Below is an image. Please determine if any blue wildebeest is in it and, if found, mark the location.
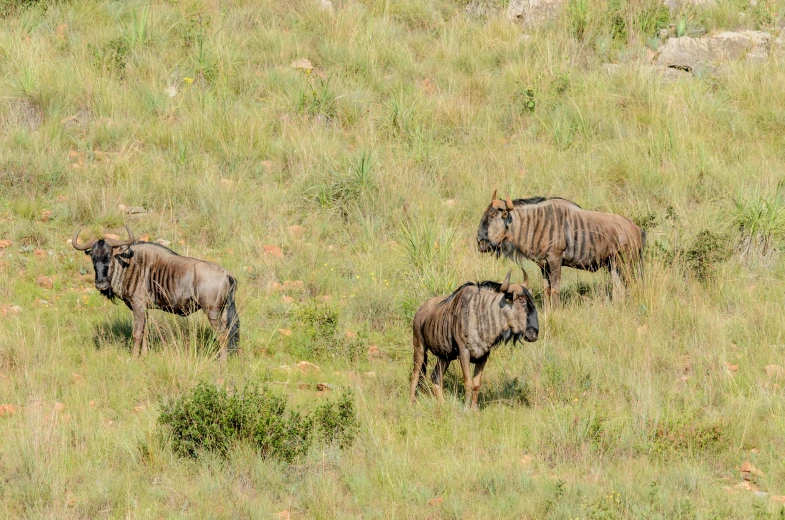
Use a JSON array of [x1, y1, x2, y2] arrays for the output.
[[477, 190, 645, 307], [72, 226, 239, 361], [410, 271, 538, 409]]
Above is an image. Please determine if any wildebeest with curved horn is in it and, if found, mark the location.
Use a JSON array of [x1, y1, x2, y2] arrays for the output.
[[72, 226, 239, 361], [410, 270, 538, 410], [477, 190, 645, 307]]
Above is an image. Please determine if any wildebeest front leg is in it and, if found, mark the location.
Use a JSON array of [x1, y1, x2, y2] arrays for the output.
[[131, 306, 147, 358], [470, 354, 489, 410], [458, 349, 473, 409], [431, 357, 449, 403]]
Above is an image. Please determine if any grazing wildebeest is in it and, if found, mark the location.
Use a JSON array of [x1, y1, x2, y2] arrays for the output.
[[72, 226, 239, 361], [410, 271, 538, 410], [477, 190, 645, 307]]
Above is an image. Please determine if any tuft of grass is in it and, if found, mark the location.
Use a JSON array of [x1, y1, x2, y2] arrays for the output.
[[731, 188, 785, 259], [568, 0, 591, 41]]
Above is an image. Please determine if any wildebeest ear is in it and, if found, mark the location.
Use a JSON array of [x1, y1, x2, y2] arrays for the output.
[[83, 249, 92, 256], [117, 247, 134, 259]]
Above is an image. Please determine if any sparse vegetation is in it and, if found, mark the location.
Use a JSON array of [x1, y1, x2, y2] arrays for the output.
[[2, 0, 785, 517]]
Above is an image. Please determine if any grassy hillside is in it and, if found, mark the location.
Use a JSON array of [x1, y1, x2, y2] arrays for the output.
[[2, 0, 785, 517]]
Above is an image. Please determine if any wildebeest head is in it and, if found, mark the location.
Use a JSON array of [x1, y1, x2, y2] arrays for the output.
[[477, 189, 514, 256], [498, 270, 538, 343], [72, 226, 135, 296]]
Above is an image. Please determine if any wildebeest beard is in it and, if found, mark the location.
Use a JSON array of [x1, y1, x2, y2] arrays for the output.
[[491, 328, 524, 348], [98, 285, 118, 303]]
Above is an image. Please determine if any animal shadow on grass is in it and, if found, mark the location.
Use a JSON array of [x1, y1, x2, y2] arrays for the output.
[[434, 369, 531, 410], [556, 280, 604, 306], [93, 316, 220, 356]]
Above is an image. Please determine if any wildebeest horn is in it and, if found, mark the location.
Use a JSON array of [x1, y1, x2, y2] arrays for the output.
[[521, 266, 529, 288], [492, 189, 497, 201], [505, 195, 514, 211], [500, 271, 511, 293], [71, 228, 97, 251], [105, 225, 135, 247]]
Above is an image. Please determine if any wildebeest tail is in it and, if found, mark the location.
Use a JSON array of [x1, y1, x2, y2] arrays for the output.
[[638, 228, 647, 279], [226, 275, 240, 353]]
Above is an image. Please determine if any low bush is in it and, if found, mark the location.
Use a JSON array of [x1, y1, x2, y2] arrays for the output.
[[314, 390, 359, 449], [158, 383, 359, 461]]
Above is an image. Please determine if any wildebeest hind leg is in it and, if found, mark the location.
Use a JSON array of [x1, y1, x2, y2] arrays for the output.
[[431, 358, 449, 403], [609, 260, 625, 301]]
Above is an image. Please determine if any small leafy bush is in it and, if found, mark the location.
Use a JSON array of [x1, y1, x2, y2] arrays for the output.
[[651, 413, 726, 456], [158, 383, 313, 462], [297, 301, 339, 340], [513, 87, 537, 115], [314, 390, 359, 449], [158, 383, 360, 461], [89, 38, 130, 75], [685, 230, 732, 281]]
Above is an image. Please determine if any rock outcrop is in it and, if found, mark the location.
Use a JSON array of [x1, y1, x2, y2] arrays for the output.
[[656, 31, 776, 73]]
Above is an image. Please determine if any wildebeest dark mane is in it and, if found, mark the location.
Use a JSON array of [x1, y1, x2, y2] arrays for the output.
[[439, 280, 506, 306], [513, 196, 581, 208]]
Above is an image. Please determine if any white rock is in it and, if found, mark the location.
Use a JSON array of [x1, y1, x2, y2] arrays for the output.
[[656, 36, 712, 71], [709, 32, 752, 60], [290, 58, 313, 71], [656, 31, 774, 72]]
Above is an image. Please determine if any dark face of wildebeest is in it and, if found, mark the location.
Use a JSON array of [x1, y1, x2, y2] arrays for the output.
[[501, 275, 538, 343], [72, 226, 134, 297], [477, 189, 514, 256]]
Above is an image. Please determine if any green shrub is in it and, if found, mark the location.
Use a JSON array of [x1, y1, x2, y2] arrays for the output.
[[158, 383, 361, 461], [158, 383, 313, 462], [685, 230, 732, 281], [314, 390, 359, 449], [297, 301, 339, 341], [651, 413, 726, 456], [89, 38, 130, 75]]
